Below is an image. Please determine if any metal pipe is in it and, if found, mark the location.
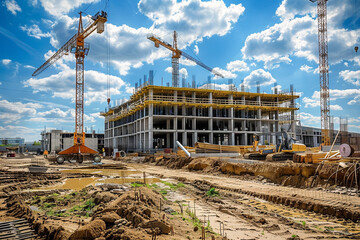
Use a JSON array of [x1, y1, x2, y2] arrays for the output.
[[176, 141, 191, 157]]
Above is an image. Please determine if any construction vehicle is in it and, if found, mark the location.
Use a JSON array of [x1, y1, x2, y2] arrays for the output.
[[148, 31, 224, 86], [243, 135, 275, 160], [265, 129, 306, 161], [32, 11, 107, 164]]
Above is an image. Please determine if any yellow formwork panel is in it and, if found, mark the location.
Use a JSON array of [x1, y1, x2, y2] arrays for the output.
[[108, 100, 298, 122], [131, 85, 299, 102]]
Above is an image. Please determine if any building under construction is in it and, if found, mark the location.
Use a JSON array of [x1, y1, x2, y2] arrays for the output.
[[102, 76, 299, 153]]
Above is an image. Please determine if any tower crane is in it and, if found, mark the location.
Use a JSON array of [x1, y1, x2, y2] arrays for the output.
[[147, 31, 224, 87], [32, 11, 107, 164], [310, 0, 330, 146]]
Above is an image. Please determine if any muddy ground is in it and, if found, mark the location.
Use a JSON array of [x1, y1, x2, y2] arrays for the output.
[[0, 154, 360, 240]]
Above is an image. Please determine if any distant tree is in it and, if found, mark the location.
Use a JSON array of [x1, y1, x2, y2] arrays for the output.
[[33, 141, 41, 146]]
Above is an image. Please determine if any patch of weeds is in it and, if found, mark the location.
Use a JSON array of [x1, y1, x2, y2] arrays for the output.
[[64, 194, 72, 200], [301, 221, 306, 227], [177, 182, 185, 188], [291, 234, 298, 238], [55, 212, 69, 217], [171, 211, 178, 215], [161, 181, 185, 190], [261, 231, 264, 235], [51, 193, 59, 197], [43, 202, 56, 209], [206, 188, 219, 197], [151, 183, 159, 188], [83, 199, 95, 211], [325, 226, 334, 231], [46, 210, 55, 216], [130, 182, 143, 188], [159, 189, 168, 195], [69, 205, 83, 212], [205, 221, 214, 233]]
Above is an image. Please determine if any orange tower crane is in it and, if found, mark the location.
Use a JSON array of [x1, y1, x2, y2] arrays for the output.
[[310, 0, 330, 146], [33, 11, 107, 164], [147, 31, 224, 87]]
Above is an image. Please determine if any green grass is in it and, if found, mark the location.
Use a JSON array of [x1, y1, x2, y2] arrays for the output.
[[159, 189, 168, 195], [206, 188, 219, 197], [130, 182, 143, 188], [161, 181, 185, 190], [43, 202, 56, 209]]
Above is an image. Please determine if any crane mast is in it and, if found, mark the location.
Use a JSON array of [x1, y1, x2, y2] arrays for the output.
[[311, 0, 330, 146], [148, 31, 224, 86]]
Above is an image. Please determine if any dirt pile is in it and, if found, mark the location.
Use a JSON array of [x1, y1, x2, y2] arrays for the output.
[[6, 194, 71, 239], [90, 187, 174, 239], [143, 155, 192, 169], [69, 219, 105, 239]]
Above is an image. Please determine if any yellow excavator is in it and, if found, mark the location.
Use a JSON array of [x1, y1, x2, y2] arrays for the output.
[[265, 129, 306, 161], [243, 135, 275, 160], [244, 130, 306, 161]]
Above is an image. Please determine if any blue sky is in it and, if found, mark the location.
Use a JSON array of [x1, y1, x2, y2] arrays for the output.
[[0, 0, 359, 142]]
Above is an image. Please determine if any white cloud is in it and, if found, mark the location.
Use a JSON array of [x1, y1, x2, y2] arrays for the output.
[[271, 84, 282, 93], [165, 67, 172, 73], [179, 68, 188, 79], [24, 65, 35, 69], [24, 69, 126, 105], [276, 0, 316, 21], [39, 0, 99, 17], [330, 105, 343, 111], [339, 70, 360, 86], [30, 0, 37, 7], [30, 108, 96, 123], [300, 64, 313, 73], [212, 67, 237, 79], [194, 45, 199, 55], [243, 69, 276, 88], [242, 0, 360, 69], [303, 89, 360, 108], [0, 126, 42, 142], [20, 24, 51, 39], [0, 99, 42, 123], [199, 83, 233, 91], [3, 0, 21, 15], [47, 0, 245, 76], [226, 60, 249, 72], [300, 112, 321, 127], [2, 59, 11, 65]]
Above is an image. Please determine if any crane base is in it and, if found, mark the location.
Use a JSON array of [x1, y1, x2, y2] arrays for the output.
[[58, 144, 98, 155]]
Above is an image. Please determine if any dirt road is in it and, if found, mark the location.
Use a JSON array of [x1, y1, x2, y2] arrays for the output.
[[128, 162, 360, 239]]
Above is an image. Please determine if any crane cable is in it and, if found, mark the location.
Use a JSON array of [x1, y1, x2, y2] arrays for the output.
[[104, 0, 111, 107]]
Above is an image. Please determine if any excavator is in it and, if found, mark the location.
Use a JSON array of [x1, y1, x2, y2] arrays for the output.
[[266, 129, 306, 161], [244, 129, 306, 161]]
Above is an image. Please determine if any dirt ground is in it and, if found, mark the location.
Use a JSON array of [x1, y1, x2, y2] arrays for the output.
[[0, 154, 360, 240]]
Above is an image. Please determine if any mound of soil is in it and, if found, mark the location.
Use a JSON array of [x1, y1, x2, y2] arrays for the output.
[[69, 219, 106, 240]]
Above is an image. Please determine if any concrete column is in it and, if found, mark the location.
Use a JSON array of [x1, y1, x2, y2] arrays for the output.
[[192, 132, 198, 145], [174, 90, 178, 115], [173, 118, 178, 151], [148, 89, 154, 151], [209, 92, 213, 144], [229, 94, 234, 145]]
